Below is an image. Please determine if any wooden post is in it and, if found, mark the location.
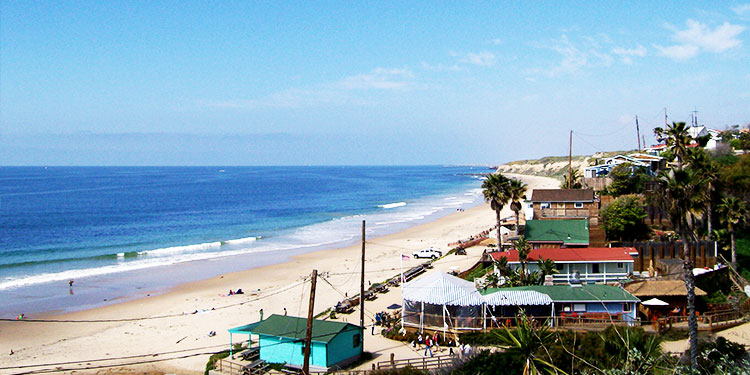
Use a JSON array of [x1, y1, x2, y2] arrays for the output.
[[568, 130, 572, 189], [303, 269, 318, 375], [360, 220, 366, 329], [636, 115, 641, 151]]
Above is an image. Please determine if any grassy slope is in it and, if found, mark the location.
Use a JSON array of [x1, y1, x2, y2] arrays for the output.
[[497, 150, 631, 179]]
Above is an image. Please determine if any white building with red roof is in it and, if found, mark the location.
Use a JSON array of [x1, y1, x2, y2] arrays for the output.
[[489, 247, 637, 284]]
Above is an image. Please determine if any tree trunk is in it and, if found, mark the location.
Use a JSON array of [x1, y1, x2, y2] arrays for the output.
[[515, 209, 520, 236], [706, 185, 712, 237], [731, 229, 736, 268], [681, 236, 699, 368], [496, 209, 503, 250]]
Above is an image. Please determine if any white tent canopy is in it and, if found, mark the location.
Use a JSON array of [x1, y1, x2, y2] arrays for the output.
[[402, 271, 485, 306], [483, 290, 552, 306]]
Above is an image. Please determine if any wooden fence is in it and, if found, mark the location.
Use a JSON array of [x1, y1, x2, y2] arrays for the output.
[[613, 241, 717, 272]]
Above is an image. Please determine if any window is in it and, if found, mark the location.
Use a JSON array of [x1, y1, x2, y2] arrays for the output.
[[556, 263, 564, 271], [623, 303, 632, 313], [574, 202, 584, 208], [573, 304, 586, 312], [617, 262, 624, 269], [540, 202, 551, 209], [557, 202, 565, 208], [353, 333, 361, 348]]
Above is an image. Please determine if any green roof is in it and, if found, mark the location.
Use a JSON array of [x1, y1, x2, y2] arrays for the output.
[[229, 315, 363, 344], [525, 219, 589, 245], [483, 285, 639, 302]]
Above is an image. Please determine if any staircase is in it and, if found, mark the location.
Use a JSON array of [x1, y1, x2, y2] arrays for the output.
[[588, 223, 607, 247]]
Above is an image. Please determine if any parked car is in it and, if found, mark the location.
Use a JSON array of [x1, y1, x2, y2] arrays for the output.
[[413, 247, 442, 259]]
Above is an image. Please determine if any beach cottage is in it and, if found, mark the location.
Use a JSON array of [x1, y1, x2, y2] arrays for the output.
[[529, 189, 597, 220], [228, 315, 363, 370], [524, 219, 589, 248], [490, 247, 637, 284], [624, 280, 707, 321], [512, 284, 640, 325]]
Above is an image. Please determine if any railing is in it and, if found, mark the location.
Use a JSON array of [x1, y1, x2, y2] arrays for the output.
[[539, 208, 592, 218], [654, 309, 746, 332], [551, 272, 629, 284], [376, 353, 475, 372], [215, 358, 244, 375]]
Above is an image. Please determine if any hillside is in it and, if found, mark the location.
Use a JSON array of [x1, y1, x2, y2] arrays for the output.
[[496, 151, 631, 180]]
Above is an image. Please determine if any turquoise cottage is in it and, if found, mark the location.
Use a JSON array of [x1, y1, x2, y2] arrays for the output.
[[229, 315, 364, 370]]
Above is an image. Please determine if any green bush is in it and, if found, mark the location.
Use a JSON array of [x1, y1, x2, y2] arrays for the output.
[[205, 343, 243, 375]]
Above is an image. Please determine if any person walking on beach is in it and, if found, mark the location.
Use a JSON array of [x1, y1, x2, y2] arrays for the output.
[[424, 336, 433, 357], [283, 307, 287, 316], [259, 308, 264, 321]]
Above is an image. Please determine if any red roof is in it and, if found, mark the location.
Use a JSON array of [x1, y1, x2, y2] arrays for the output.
[[490, 247, 636, 263]]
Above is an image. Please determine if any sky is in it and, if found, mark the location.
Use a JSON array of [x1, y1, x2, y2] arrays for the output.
[[1, 1, 749, 165]]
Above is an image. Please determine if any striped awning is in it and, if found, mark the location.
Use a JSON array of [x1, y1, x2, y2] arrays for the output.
[[483, 290, 552, 306], [402, 271, 485, 306]]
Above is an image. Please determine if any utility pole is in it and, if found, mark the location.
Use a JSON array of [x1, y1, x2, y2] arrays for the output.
[[302, 269, 318, 375], [568, 130, 572, 189], [664, 107, 668, 127], [692, 108, 699, 126], [636, 115, 641, 151], [360, 220, 366, 329]]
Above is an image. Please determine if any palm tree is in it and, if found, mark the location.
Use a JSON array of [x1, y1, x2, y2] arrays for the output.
[[494, 255, 509, 275], [653, 168, 702, 367], [654, 122, 692, 168], [689, 149, 719, 237], [561, 169, 583, 189], [538, 257, 559, 283], [508, 178, 529, 236], [717, 196, 748, 267], [514, 236, 531, 283], [483, 173, 511, 248], [494, 313, 564, 375]]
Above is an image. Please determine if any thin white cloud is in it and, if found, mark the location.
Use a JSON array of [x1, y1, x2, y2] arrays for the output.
[[204, 67, 414, 109], [732, 4, 750, 16], [337, 68, 414, 90], [489, 38, 502, 45], [612, 45, 647, 64], [654, 44, 700, 60], [421, 62, 462, 72], [656, 19, 745, 60], [460, 51, 497, 66]]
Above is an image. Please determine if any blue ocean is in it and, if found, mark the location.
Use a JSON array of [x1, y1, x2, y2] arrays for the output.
[[0, 166, 486, 315]]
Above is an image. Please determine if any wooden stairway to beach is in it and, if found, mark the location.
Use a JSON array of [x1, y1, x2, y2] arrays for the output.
[[588, 223, 607, 247]]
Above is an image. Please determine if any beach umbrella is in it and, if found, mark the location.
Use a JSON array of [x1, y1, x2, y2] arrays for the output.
[[642, 297, 669, 306], [387, 303, 401, 309]]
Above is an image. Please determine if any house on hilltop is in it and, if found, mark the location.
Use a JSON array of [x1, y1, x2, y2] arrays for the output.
[[529, 189, 598, 221]]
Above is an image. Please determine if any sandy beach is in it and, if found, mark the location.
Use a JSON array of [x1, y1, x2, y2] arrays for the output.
[[0, 174, 559, 374]]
